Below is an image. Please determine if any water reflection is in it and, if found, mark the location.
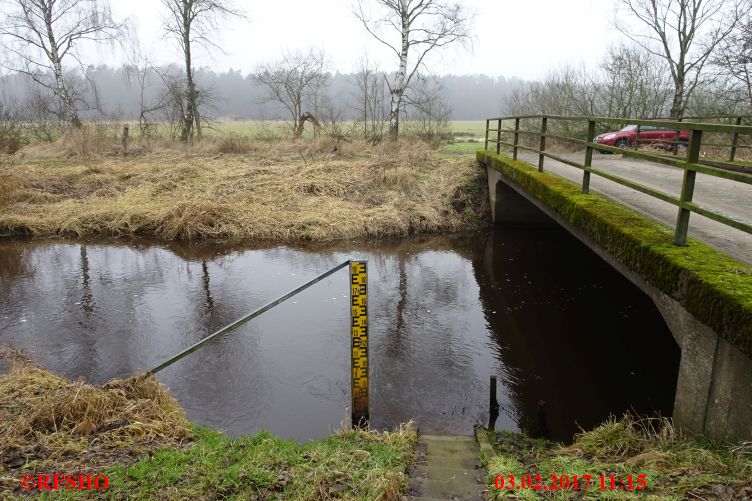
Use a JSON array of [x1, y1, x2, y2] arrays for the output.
[[0, 230, 679, 442]]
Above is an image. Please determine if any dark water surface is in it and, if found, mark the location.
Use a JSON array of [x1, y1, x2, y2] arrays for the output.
[[0, 229, 680, 442]]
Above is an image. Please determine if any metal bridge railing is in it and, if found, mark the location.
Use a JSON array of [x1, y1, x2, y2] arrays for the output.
[[483, 115, 752, 246], [145, 260, 370, 427]]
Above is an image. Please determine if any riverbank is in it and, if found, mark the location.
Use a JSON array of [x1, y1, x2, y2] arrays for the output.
[[479, 417, 752, 500], [0, 139, 489, 241], [0, 352, 416, 499]]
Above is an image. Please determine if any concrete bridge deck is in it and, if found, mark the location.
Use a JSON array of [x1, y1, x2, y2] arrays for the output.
[[512, 150, 752, 264]]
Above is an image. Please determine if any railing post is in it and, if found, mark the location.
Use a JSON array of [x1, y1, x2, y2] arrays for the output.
[[484, 119, 489, 151], [538, 117, 547, 172], [729, 116, 742, 162], [513, 118, 520, 160], [674, 129, 702, 246], [582, 120, 596, 194], [496, 119, 502, 154], [635, 124, 641, 148]]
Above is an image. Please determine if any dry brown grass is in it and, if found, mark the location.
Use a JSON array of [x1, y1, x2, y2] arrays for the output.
[[0, 139, 488, 241], [0, 353, 191, 490]]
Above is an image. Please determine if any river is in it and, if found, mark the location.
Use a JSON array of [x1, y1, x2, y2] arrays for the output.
[[0, 227, 680, 442]]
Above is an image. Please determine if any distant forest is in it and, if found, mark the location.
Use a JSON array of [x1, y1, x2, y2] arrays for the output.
[[0, 66, 524, 122]]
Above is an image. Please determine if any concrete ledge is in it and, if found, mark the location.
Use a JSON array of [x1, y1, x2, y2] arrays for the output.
[[473, 426, 496, 462], [478, 150, 752, 360]]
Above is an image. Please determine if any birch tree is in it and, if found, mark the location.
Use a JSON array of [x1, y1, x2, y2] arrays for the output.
[[354, 0, 472, 139], [0, 0, 125, 127], [160, 0, 243, 142], [615, 0, 744, 118]]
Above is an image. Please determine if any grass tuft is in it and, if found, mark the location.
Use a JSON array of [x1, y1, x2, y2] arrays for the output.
[[482, 416, 752, 500], [0, 357, 191, 494]]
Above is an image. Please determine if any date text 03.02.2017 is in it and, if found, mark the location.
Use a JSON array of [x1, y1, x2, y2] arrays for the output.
[[494, 474, 648, 492]]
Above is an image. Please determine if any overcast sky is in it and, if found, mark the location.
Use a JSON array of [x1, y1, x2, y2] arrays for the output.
[[100, 0, 621, 80]]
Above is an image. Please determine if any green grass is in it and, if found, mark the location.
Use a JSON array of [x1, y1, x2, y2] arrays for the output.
[[45, 425, 416, 500], [482, 417, 752, 500], [443, 139, 486, 154]]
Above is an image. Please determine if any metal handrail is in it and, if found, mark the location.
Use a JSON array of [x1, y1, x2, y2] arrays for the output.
[[483, 115, 752, 246], [485, 115, 752, 135], [146, 260, 352, 375]]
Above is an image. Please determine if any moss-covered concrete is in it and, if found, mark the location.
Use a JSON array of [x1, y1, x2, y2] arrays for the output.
[[477, 150, 752, 359]]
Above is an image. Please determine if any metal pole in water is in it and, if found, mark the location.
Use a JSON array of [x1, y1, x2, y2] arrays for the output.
[[350, 261, 369, 428], [489, 375, 500, 430], [145, 260, 351, 376]]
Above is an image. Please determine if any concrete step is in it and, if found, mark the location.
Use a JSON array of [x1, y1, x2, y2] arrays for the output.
[[406, 434, 486, 501]]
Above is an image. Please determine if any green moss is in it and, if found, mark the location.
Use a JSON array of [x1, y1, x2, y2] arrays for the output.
[[477, 150, 752, 358]]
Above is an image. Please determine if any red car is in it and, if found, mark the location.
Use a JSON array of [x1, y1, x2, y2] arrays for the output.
[[593, 124, 690, 151]]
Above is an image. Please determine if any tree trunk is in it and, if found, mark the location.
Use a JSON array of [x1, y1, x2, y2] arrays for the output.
[[181, 10, 195, 142], [669, 85, 684, 119], [389, 11, 410, 140]]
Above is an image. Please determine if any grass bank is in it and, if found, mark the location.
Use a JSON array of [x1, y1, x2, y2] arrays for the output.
[[481, 417, 752, 500], [0, 351, 416, 499], [0, 138, 488, 241]]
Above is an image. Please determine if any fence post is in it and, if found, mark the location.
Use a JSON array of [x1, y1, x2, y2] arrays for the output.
[[538, 117, 547, 172], [513, 118, 520, 160], [674, 129, 702, 246], [635, 124, 641, 148], [729, 116, 742, 163], [582, 120, 596, 194], [496, 119, 502, 155], [484, 119, 489, 151]]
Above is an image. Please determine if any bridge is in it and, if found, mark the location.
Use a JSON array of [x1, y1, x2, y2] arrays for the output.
[[477, 115, 752, 441]]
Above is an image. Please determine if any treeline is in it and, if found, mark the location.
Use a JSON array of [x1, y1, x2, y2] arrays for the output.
[[0, 65, 517, 129]]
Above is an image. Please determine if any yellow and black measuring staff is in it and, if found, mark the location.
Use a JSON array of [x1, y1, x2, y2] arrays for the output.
[[350, 261, 369, 427]]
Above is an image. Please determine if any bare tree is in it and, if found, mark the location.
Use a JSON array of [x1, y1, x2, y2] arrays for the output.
[[160, 0, 243, 142], [126, 59, 170, 138], [0, 0, 125, 128], [615, 0, 743, 118], [712, 7, 752, 108], [402, 73, 451, 139], [253, 49, 330, 139], [354, 0, 472, 139], [600, 44, 673, 118], [352, 54, 389, 141]]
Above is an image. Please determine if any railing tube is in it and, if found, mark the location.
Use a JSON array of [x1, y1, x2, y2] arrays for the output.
[[582, 120, 596, 194], [674, 129, 702, 246], [513, 118, 520, 160], [729, 116, 742, 162], [538, 117, 547, 172]]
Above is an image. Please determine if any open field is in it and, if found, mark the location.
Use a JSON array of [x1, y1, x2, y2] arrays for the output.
[[0, 137, 489, 241]]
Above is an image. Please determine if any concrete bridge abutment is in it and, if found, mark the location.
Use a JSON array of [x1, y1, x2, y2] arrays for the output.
[[484, 157, 752, 441]]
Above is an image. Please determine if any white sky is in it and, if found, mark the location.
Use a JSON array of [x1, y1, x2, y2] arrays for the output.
[[100, 0, 622, 80]]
